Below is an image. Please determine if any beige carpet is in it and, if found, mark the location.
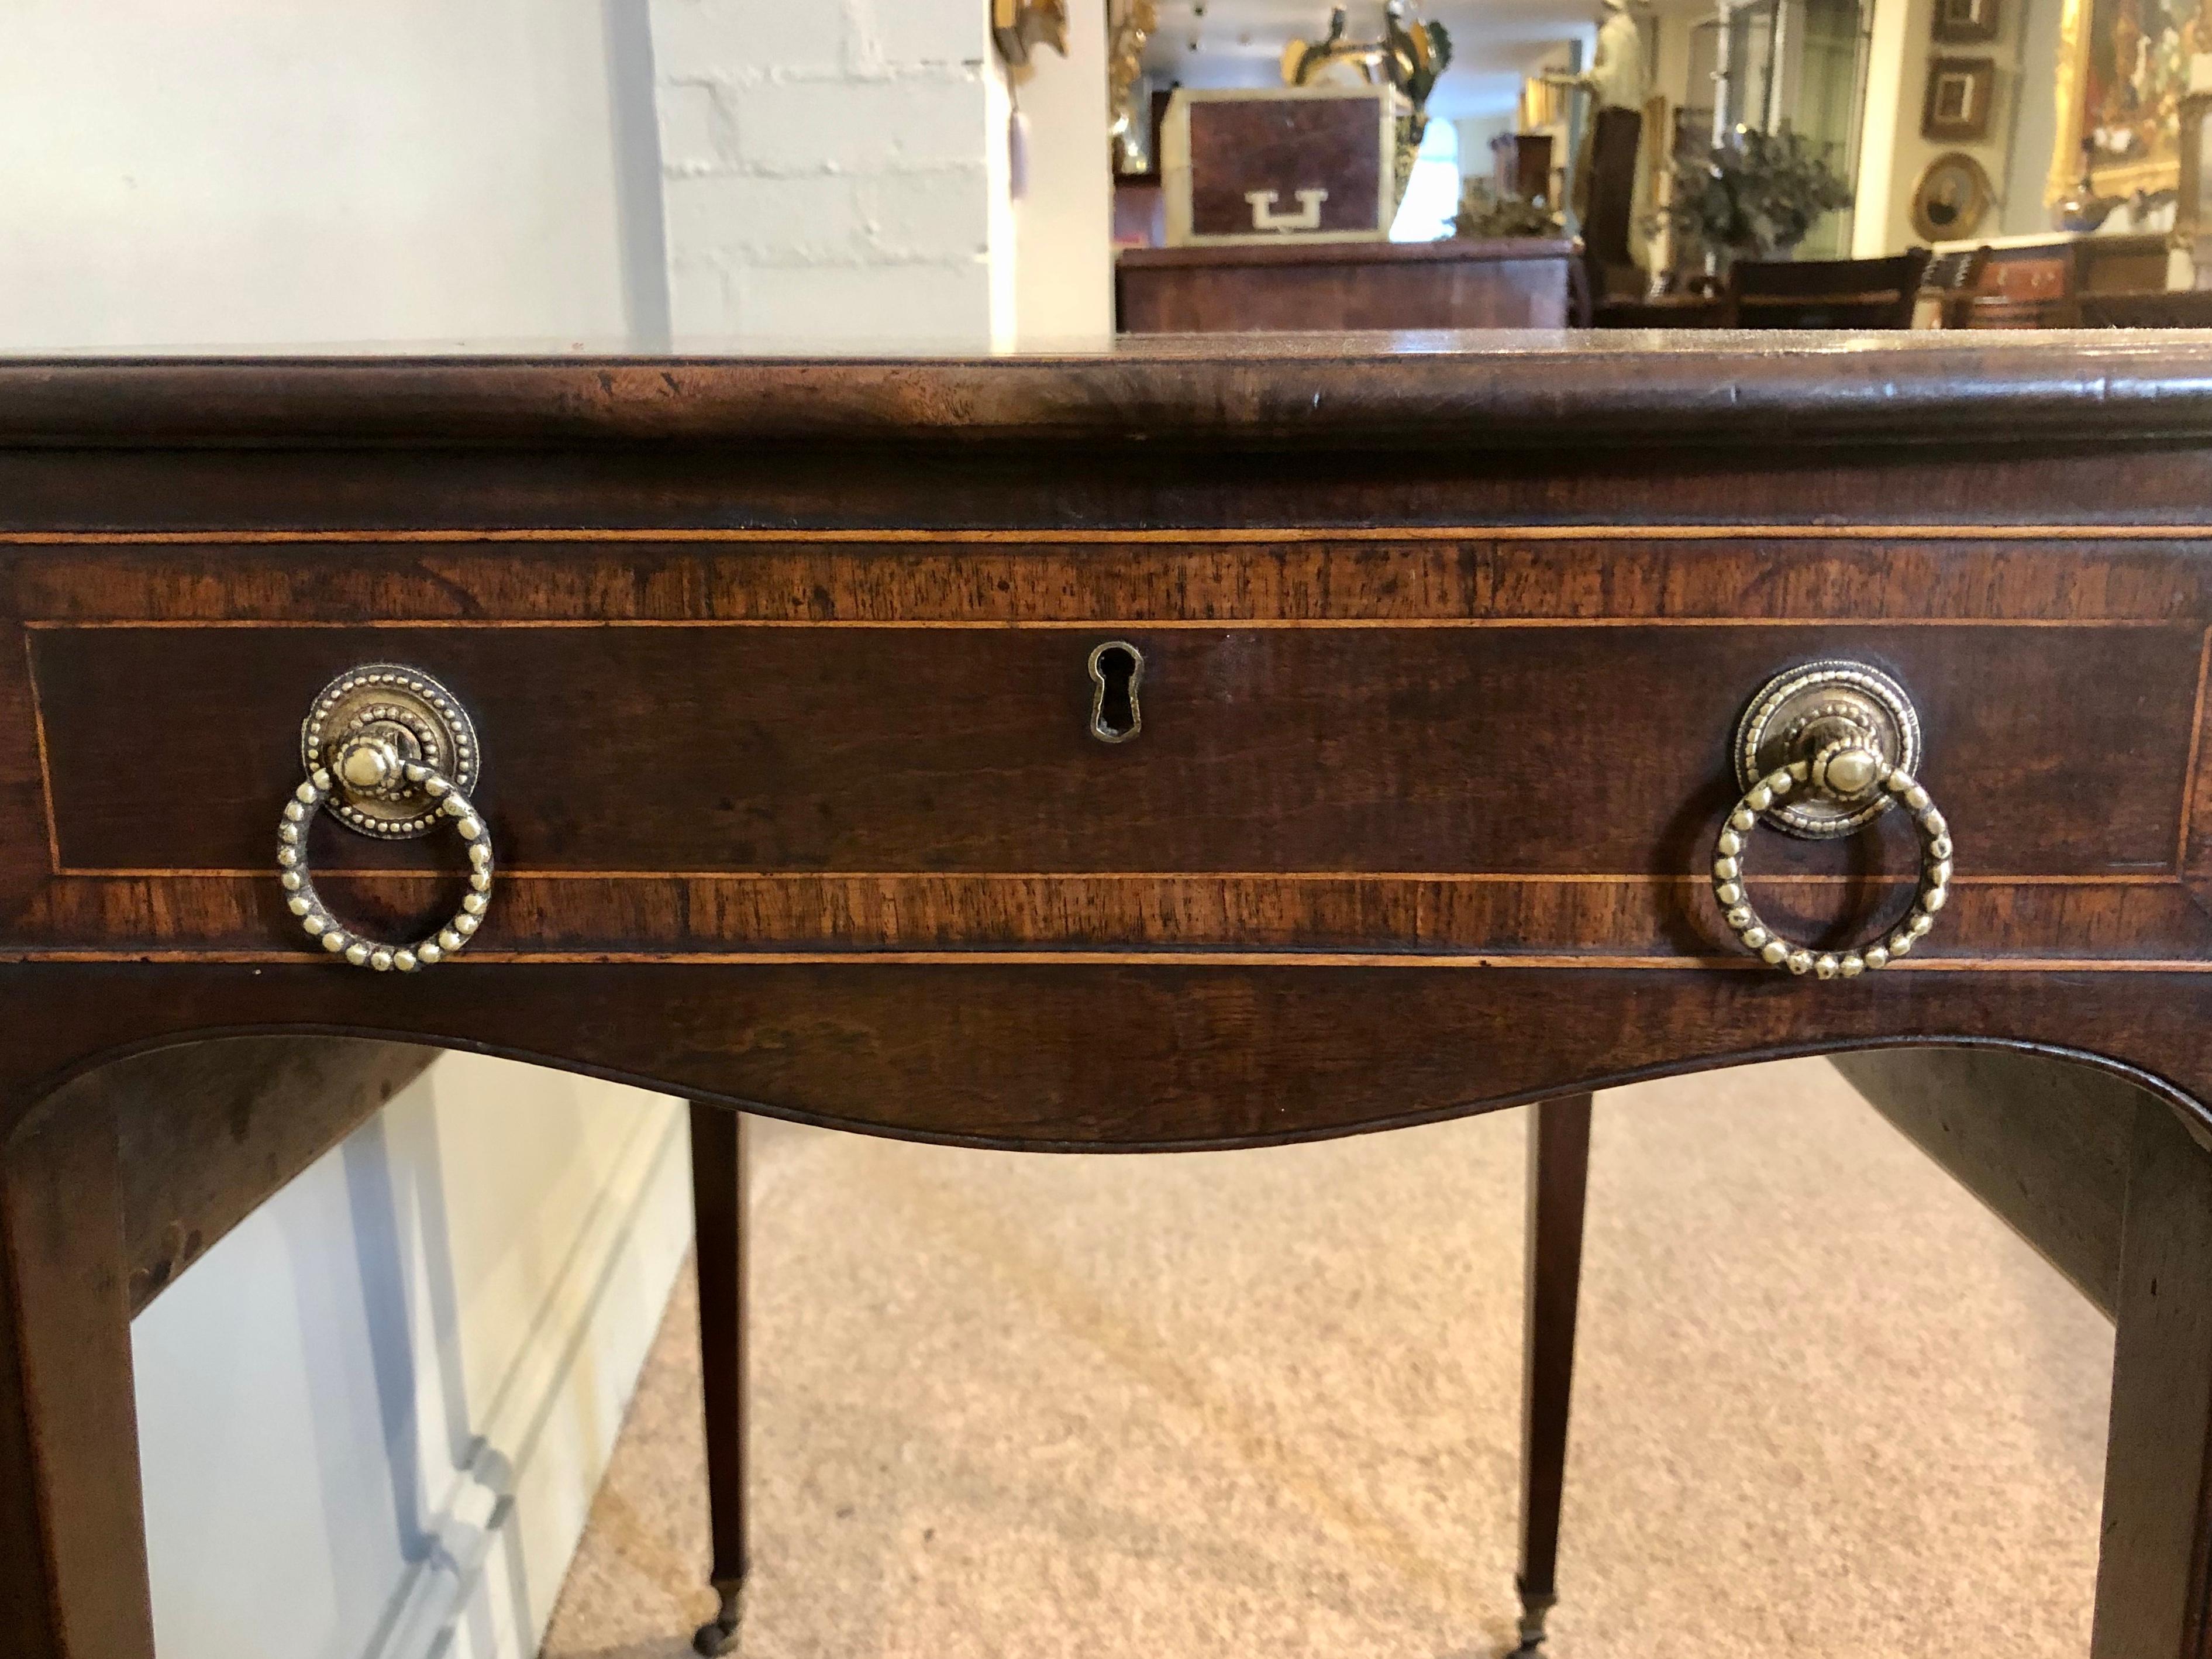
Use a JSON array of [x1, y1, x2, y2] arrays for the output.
[[538, 1058, 2113, 1659]]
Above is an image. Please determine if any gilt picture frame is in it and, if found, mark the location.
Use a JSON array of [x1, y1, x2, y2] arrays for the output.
[[2046, 0, 2187, 209], [1911, 149, 1995, 239], [2180, 91, 2212, 239]]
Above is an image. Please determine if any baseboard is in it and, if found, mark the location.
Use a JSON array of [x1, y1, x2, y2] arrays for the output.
[[369, 1085, 695, 1659]]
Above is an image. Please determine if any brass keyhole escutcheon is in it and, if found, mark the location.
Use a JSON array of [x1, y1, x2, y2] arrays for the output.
[[1088, 641, 1143, 743]]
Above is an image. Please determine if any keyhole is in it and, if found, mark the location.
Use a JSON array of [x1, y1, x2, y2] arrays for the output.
[[1088, 640, 1143, 743]]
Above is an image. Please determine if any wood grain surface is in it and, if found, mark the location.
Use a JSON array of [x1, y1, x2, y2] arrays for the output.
[[4, 343, 2212, 1658], [6, 536, 2209, 962], [0, 339, 2206, 448], [0, 960, 2206, 1154]]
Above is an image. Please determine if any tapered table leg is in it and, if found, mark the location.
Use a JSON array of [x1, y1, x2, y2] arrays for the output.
[[0, 1093, 156, 1659], [688, 1103, 750, 1658], [2092, 1093, 2212, 1658], [1514, 1093, 1593, 1657]]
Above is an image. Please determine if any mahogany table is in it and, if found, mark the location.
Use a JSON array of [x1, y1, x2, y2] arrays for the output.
[[6, 334, 2212, 1658]]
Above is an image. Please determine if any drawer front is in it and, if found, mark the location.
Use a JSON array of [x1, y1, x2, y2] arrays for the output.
[[18, 615, 2210, 961], [1985, 256, 2068, 300]]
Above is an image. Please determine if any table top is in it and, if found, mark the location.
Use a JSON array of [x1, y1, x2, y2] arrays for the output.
[[0, 331, 2209, 449]]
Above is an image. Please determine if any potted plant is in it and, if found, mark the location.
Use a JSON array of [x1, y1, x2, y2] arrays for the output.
[[1453, 181, 1562, 239], [1660, 125, 1854, 278]]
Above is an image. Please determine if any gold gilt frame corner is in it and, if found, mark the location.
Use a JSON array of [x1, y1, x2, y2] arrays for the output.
[[2047, 0, 2184, 209]]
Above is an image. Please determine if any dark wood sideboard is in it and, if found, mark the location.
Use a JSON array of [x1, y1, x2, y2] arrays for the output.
[[1117, 239, 1575, 331], [9, 336, 2212, 1658], [1940, 232, 2170, 327]]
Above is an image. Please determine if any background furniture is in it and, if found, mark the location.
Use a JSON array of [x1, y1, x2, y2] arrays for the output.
[[1116, 238, 1576, 331], [1730, 248, 1932, 329], [1588, 252, 1930, 329], [1579, 105, 1646, 308], [1932, 231, 2169, 326], [2079, 289, 2212, 327], [1491, 130, 1556, 203], [1921, 244, 1993, 328], [1162, 85, 1397, 246], [1586, 291, 1735, 328], [12, 340, 2212, 1659]]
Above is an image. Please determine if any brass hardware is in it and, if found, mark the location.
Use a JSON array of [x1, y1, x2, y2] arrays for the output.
[[299, 664, 480, 841], [1716, 660, 1949, 979], [1732, 660, 1921, 839], [1088, 640, 1143, 743], [281, 665, 493, 969]]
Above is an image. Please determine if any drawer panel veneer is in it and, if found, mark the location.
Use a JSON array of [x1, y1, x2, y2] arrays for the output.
[[15, 611, 2210, 962]]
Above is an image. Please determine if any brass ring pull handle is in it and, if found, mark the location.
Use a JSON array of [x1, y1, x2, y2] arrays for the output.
[[282, 664, 492, 969], [1714, 753, 1951, 977], [280, 746, 495, 970]]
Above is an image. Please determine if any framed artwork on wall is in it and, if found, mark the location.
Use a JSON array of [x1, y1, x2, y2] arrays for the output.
[[1911, 150, 1994, 240], [1923, 57, 1996, 141], [2047, 0, 2188, 210], [1933, 0, 2000, 43]]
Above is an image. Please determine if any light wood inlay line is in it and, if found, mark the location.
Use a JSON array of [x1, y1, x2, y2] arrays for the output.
[[23, 617, 2186, 631], [6, 524, 2212, 546], [3, 948, 2210, 972], [45, 868, 2180, 885], [22, 630, 61, 876], [2183, 624, 2212, 869]]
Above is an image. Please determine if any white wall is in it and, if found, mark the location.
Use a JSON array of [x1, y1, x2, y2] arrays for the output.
[[652, 0, 1112, 346], [0, 1, 666, 348], [0, 8, 693, 1659], [1008, 0, 1115, 343], [136, 1060, 691, 1659], [1854, 0, 2031, 253], [2001, 0, 2066, 234], [654, 0, 1007, 344]]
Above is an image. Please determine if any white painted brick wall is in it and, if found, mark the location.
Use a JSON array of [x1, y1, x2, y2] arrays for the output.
[[650, 0, 1005, 344], [849, 0, 986, 69]]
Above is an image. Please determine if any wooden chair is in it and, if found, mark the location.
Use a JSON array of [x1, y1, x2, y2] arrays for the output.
[[1728, 247, 1933, 329], [1923, 245, 1993, 329]]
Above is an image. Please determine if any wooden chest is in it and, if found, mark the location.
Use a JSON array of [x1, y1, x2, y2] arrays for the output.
[[1162, 86, 1398, 246]]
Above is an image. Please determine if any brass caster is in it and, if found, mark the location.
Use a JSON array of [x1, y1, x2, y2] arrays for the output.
[[692, 1579, 743, 1656], [1508, 1579, 1555, 1657]]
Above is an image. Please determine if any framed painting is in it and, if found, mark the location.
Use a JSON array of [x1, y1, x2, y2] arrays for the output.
[[2048, 0, 2191, 209], [1924, 57, 1997, 140], [1911, 149, 1994, 240], [1933, 0, 2000, 43]]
